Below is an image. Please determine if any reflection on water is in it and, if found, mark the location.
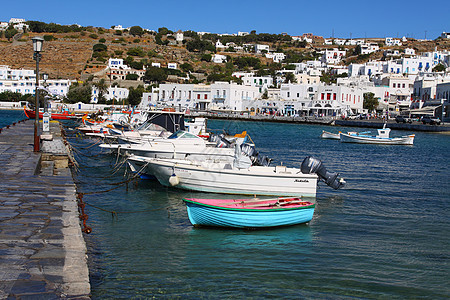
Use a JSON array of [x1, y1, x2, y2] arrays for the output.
[[56, 116, 450, 299]]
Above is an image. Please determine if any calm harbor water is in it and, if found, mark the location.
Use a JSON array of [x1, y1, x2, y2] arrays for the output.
[[2, 110, 449, 298]]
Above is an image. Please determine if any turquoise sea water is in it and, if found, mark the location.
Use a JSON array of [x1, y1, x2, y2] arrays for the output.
[[4, 110, 449, 298]]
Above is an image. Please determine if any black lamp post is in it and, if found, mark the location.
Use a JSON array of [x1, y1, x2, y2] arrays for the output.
[[32, 36, 44, 152]]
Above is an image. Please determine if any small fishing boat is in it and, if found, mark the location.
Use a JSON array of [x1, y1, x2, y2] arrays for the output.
[[340, 127, 415, 145], [182, 197, 315, 228], [321, 130, 341, 140], [24, 107, 79, 120]]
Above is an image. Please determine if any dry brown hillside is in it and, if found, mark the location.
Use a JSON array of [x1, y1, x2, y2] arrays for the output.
[[0, 28, 449, 82]]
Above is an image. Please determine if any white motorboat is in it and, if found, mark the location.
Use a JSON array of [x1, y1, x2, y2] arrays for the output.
[[129, 155, 345, 197], [102, 130, 238, 162], [340, 127, 415, 145], [321, 130, 341, 140]]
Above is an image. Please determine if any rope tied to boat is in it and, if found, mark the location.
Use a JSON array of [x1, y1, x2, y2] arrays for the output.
[[76, 192, 92, 234]]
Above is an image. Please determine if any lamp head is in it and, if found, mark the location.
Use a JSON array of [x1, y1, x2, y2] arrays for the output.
[[32, 36, 44, 52]]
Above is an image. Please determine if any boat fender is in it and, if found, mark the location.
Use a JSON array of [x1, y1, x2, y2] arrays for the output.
[[169, 174, 179, 186]]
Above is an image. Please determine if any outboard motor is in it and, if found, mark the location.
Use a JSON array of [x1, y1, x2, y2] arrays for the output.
[[301, 156, 345, 190]]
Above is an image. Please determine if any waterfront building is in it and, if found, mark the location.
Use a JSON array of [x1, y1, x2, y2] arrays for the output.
[[0, 65, 70, 96], [232, 72, 273, 93], [91, 86, 129, 104]]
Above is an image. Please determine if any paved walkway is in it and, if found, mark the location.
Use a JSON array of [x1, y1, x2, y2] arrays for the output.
[[0, 120, 90, 299]]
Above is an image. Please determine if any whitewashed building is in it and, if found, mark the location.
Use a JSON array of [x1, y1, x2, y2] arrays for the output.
[[255, 44, 270, 53], [91, 86, 129, 103], [360, 43, 379, 55], [385, 37, 402, 46], [0, 65, 70, 96], [265, 52, 286, 63], [321, 48, 346, 65], [212, 54, 227, 63]]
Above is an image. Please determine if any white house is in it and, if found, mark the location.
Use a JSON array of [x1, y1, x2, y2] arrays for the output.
[[9, 18, 25, 24], [265, 52, 286, 63], [167, 63, 177, 70], [0, 65, 70, 96], [113, 25, 124, 31], [255, 44, 270, 53], [360, 43, 379, 55], [91, 86, 129, 103], [385, 37, 402, 46], [151, 62, 161, 68], [441, 32, 450, 39], [212, 54, 227, 63], [175, 30, 184, 42], [321, 49, 346, 65]]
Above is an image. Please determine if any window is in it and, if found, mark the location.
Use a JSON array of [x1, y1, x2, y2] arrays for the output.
[[402, 83, 405, 88], [197, 94, 200, 100], [287, 92, 290, 97], [297, 93, 299, 97], [327, 93, 331, 100], [333, 93, 336, 100], [204, 94, 207, 99], [321, 93, 324, 100]]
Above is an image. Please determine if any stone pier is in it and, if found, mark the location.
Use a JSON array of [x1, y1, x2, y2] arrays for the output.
[[0, 120, 90, 298]]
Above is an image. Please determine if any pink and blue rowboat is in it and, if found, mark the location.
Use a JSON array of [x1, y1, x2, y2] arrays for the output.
[[182, 197, 315, 228]]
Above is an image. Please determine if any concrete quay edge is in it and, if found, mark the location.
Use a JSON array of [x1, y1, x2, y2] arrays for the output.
[[0, 119, 90, 299]]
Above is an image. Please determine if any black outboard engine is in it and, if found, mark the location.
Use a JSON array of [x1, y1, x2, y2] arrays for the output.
[[301, 156, 345, 190]]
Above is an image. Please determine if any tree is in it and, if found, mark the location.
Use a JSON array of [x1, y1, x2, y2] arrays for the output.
[[143, 67, 167, 83], [127, 85, 145, 106], [363, 92, 379, 111], [65, 84, 92, 104], [93, 43, 107, 52], [186, 39, 215, 52], [180, 63, 194, 73], [126, 74, 139, 80], [93, 79, 108, 104], [284, 72, 297, 83], [4, 28, 18, 41], [129, 26, 144, 37], [433, 63, 445, 72]]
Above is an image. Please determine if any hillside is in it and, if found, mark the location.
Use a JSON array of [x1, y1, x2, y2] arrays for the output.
[[0, 27, 449, 82]]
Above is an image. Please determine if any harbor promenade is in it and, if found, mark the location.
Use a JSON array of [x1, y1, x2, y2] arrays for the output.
[[189, 111, 450, 132], [0, 120, 90, 298]]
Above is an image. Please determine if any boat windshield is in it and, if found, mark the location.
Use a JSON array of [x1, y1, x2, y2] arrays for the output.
[[167, 131, 200, 139]]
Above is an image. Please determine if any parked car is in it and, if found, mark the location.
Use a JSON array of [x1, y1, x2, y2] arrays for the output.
[[421, 116, 441, 125], [395, 115, 413, 123]]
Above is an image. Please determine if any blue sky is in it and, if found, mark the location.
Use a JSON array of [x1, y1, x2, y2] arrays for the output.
[[2, 0, 448, 39]]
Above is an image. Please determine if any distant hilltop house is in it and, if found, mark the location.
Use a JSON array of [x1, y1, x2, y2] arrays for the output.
[[113, 25, 124, 31], [175, 30, 184, 42], [441, 32, 450, 39], [0, 17, 29, 31], [360, 43, 379, 55], [265, 52, 286, 63], [385, 37, 402, 46], [212, 54, 227, 63]]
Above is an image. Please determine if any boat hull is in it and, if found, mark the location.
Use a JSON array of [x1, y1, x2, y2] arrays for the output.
[[24, 108, 77, 120], [340, 133, 415, 145], [146, 158, 318, 197], [321, 131, 340, 140], [183, 198, 315, 228]]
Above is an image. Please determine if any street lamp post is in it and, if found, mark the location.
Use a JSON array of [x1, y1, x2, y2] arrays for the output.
[[32, 36, 44, 152]]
